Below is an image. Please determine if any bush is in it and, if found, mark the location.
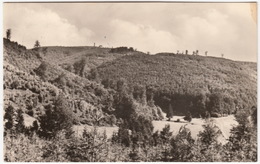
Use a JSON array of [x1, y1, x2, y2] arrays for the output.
[[27, 108, 34, 117], [4, 133, 46, 162], [109, 114, 117, 126], [10, 80, 20, 89], [53, 73, 67, 86], [34, 61, 48, 79], [110, 47, 134, 53], [211, 112, 221, 118], [73, 57, 87, 77]]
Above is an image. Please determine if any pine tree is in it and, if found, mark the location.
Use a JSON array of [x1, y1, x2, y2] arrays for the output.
[[196, 119, 223, 161], [251, 106, 257, 126], [15, 109, 25, 133], [171, 125, 195, 161], [34, 40, 40, 48], [184, 112, 192, 122], [4, 105, 15, 133], [226, 110, 257, 161], [198, 119, 222, 150], [31, 120, 39, 132], [6, 29, 11, 40], [160, 124, 172, 144], [166, 104, 173, 121], [160, 124, 173, 161]]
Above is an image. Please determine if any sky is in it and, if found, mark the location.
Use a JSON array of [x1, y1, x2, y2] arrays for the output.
[[3, 2, 257, 62]]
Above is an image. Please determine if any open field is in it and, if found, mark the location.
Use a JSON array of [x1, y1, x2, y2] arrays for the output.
[[153, 115, 238, 144], [73, 124, 119, 138], [72, 115, 238, 144]]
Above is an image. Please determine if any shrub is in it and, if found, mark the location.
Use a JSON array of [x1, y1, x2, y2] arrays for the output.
[[73, 57, 87, 77], [109, 114, 117, 126], [27, 108, 34, 117], [110, 47, 134, 53], [34, 61, 48, 79], [10, 80, 20, 89], [53, 73, 67, 86], [4, 133, 46, 162], [211, 112, 221, 118]]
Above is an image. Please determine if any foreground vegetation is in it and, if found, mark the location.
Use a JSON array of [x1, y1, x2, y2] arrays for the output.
[[4, 104, 257, 162]]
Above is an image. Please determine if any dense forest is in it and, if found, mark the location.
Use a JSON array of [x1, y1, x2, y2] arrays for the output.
[[3, 38, 257, 162], [94, 53, 257, 117]]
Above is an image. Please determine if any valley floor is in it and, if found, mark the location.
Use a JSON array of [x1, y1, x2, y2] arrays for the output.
[[72, 115, 238, 144]]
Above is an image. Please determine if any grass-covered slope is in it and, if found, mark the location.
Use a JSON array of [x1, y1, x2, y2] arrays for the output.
[[36, 46, 146, 78], [36, 46, 129, 73], [95, 53, 257, 116]]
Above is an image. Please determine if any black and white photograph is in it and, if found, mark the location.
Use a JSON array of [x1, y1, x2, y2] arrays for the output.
[[2, 1, 257, 162]]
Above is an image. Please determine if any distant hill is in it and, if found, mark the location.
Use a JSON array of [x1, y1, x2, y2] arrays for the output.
[[95, 53, 257, 116], [36, 46, 144, 77]]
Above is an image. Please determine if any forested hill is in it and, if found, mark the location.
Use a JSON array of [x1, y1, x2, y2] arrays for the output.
[[95, 53, 257, 116], [3, 38, 164, 127], [4, 36, 257, 118]]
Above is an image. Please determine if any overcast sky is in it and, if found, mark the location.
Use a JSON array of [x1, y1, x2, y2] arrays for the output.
[[3, 2, 257, 62]]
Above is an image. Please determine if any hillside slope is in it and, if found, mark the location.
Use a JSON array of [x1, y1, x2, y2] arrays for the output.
[[3, 39, 164, 127], [3, 39, 117, 126], [95, 53, 257, 116]]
